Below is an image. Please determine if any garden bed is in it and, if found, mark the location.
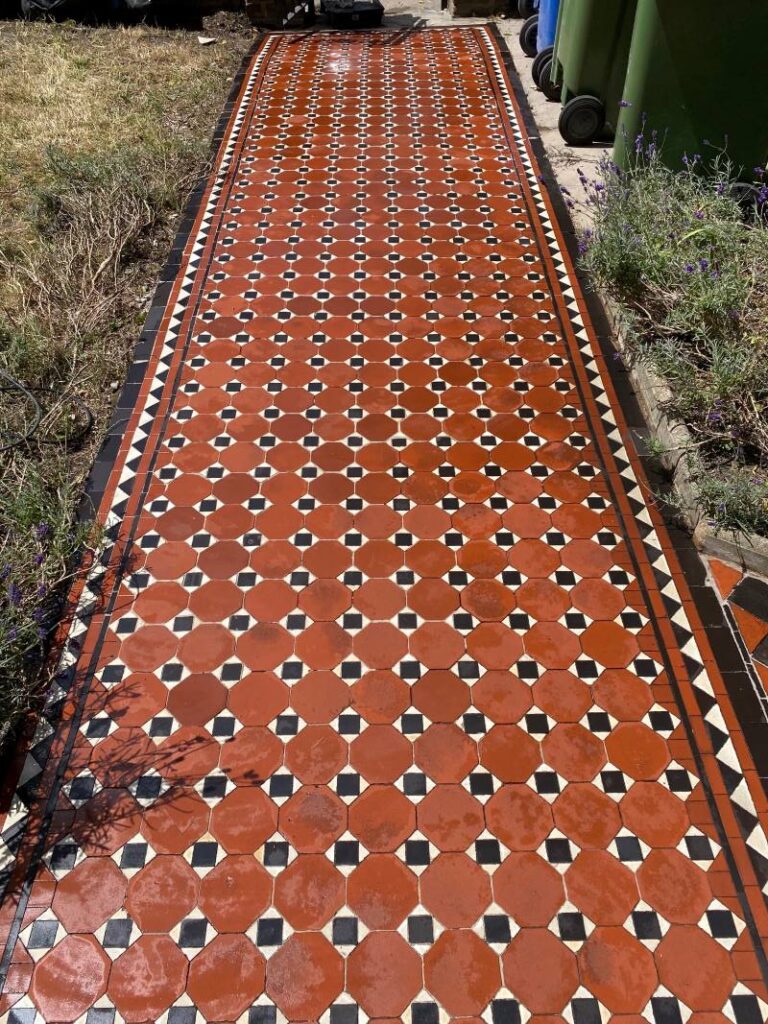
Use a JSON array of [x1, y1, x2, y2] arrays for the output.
[[605, 301, 768, 577], [0, 14, 252, 748], [576, 149, 768, 567]]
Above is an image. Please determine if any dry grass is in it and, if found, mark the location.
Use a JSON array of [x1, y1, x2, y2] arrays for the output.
[[0, 16, 252, 743]]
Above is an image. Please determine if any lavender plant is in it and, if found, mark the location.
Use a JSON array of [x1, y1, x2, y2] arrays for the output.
[[575, 145, 768, 536]]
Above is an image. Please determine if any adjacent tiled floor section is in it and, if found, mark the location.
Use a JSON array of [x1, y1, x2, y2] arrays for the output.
[[709, 558, 768, 705], [1, 27, 768, 1023]]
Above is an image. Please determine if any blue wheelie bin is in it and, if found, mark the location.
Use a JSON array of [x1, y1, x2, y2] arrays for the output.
[[531, 0, 561, 99]]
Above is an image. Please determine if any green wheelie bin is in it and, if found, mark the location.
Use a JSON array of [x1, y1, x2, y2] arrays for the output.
[[614, 0, 768, 178], [553, 0, 639, 146]]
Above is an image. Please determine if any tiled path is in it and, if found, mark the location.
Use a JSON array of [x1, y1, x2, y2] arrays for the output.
[[2, 27, 768, 1024]]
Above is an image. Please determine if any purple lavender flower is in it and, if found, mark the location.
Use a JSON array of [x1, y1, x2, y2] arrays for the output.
[[684, 263, 696, 274], [694, 210, 704, 220], [699, 258, 709, 272], [34, 523, 51, 541], [8, 582, 22, 608]]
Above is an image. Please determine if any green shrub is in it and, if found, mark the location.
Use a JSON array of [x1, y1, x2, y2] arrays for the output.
[[578, 150, 768, 535]]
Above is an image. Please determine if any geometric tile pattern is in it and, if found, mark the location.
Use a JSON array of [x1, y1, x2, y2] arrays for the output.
[[1, 27, 767, 1023], [709, 557, 768, 706]]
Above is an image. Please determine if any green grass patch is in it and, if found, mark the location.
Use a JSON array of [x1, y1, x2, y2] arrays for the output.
[[0, 17, 251, 746]]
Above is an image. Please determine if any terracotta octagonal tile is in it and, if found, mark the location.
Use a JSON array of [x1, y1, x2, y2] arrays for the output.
[[605, 722, 670, 781], [552, 783, 622, 849], [417, 785, 485, 852], [278, 785, 347, 853], [284, 725, 348, 784], [274, 854, 345, 929], [187, 934, 266, 1021], [502, 929, 579, 1014], [348, 931, 423, 1017], [541, 723, 606, 783], [425, 930, 501, 1017], [479, 725, 540, 783], [199, 856, 272, 932], [265, 933, 343, 1020], [485, 784, 554, 851], [108, 935, 188, 1022], [578, 926, 658, 1013], [619, 781, 690, 848], [210, 786, 277, 854], [51, 857, 127, 934], [125, 855, 199, 932], [493, 852, 564, 926], [655, 925, 736, 1010], [30, 936, 110, 1023], [347, 854, 419, 930], [348, 786, 416, 852], [565, 850, 639, 926], [421, 852, 492, 928], [637, 849, 712, 924]]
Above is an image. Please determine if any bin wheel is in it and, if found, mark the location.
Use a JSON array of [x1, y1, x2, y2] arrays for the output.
[[517, 0, 537, 15], [559, 95, 605, 145], [538, 56, 561, 101], [519, 14, 539, 57], [531, 46, 553, 86]]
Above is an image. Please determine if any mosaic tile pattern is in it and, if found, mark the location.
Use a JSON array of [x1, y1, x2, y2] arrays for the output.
[[710, 558, 768, 702], [1, 27, 768, 1023]]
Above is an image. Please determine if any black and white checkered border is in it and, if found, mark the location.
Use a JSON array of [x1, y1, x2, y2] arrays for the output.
[[0, 40, 274, 897], [477, 27, 768, 900]]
